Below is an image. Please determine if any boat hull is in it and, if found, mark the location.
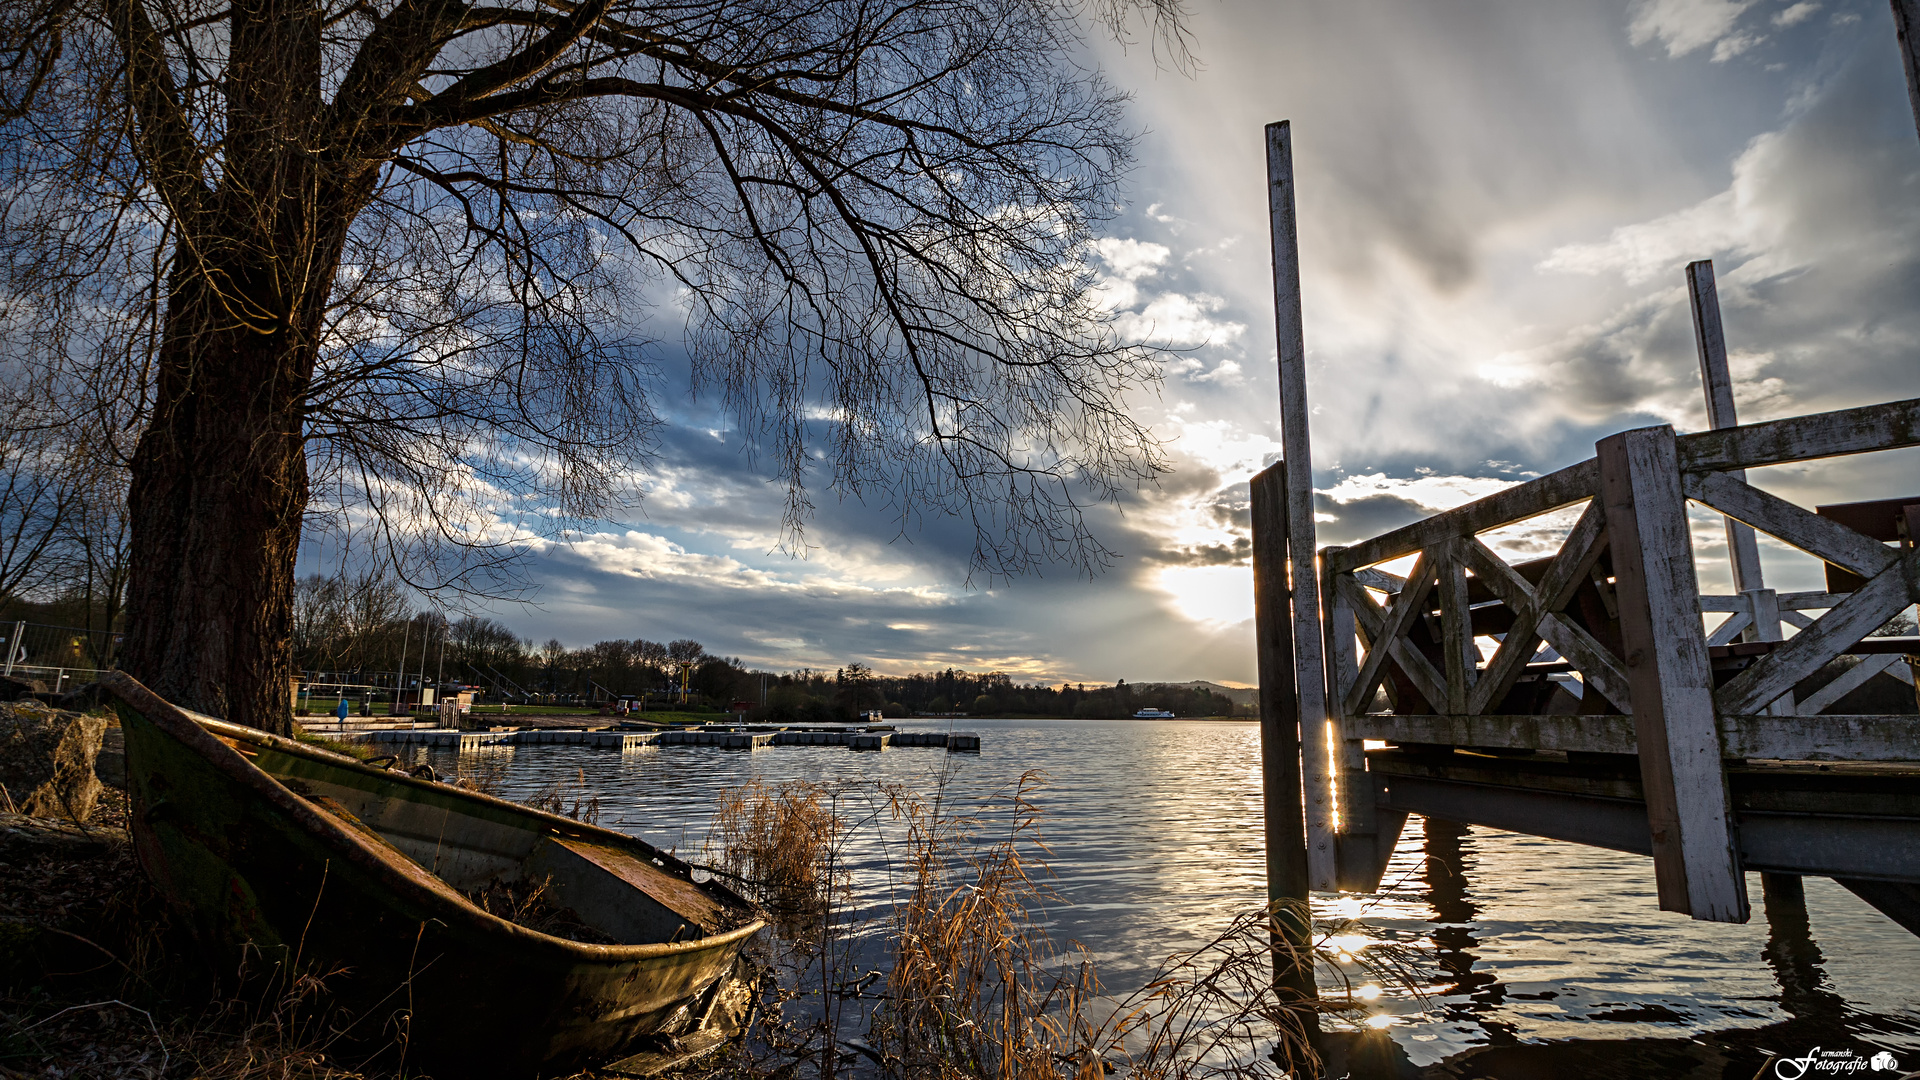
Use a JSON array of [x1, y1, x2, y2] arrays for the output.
[[105, 672, 762, 1079]]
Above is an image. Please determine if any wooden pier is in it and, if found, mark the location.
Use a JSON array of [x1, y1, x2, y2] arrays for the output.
[[1254, 115, 1920, 957], [346, 726, 983, 753]]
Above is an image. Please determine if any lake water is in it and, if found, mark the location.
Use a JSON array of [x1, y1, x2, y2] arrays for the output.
[[411, 717, 1920, 1078]]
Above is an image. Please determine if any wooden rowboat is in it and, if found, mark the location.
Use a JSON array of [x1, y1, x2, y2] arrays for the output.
[[102, 671, 764, 1079]]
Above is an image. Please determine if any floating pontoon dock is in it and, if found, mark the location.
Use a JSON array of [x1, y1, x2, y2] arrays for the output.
[[343, 726, 981, 752]]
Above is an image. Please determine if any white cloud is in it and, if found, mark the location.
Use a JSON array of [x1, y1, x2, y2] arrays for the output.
[[1111, 291, 1247, 348], [1538, 189, 1748, 284], [1191, 359, 1245, 383], [1090, 236, 1171, 280], [1318, 472, 1521, 515], [1773, 2, 1818, 26], [1627, 0, 1755, 58]]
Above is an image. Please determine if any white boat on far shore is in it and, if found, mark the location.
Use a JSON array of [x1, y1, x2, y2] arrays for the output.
[[1132, 708, 1176, 719]]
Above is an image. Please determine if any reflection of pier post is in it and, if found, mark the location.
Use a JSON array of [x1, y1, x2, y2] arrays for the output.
[[1759, 873, 1847, 1022]]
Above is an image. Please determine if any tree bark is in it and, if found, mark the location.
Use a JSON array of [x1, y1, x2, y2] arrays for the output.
[[117, 0, 370, 733], [120, 274, 313, 733]]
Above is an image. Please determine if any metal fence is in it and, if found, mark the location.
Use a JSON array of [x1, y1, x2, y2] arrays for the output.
[[0, 620, 118, 689]]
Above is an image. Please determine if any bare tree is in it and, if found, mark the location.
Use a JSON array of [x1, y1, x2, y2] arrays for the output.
[[0, 433, 80, 610], [291, 568, 415, 671], [0, 0, 1182, 731]]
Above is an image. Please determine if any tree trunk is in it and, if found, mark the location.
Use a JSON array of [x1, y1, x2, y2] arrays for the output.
[[117, 0, 370, 733], [119, 270, 315, 734]]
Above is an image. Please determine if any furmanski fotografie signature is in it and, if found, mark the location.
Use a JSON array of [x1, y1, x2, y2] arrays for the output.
[[1765, 1047, 1913, 1078]]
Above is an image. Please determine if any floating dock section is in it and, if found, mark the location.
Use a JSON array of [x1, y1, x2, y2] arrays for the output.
[[345, 726, 981, 753]]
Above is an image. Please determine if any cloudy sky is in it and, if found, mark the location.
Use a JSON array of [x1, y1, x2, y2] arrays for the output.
[[372, 0, 1920, 686]]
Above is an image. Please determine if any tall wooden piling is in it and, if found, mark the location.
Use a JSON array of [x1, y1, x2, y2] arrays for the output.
[[1265, 120, 1338, 893], [1251, 463, 1315, 1001], [1686, 261, 1767, 600], [1690, 258, 1804, 910], [1597, 425, 1750, 923]]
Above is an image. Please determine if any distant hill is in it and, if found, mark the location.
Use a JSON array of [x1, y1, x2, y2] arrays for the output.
[[1145, 680, 1257, 708]]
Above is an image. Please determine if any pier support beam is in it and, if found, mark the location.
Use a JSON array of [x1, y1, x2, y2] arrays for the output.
[[1598, 425, 1750, 923], [1252, 463, 1316, 1000]]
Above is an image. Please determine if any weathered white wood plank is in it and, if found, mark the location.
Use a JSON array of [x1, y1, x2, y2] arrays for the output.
[[1327, 463, 1599, 573], [1460, 505, 1607, 714], [1535, 613, 1634, 713], [1781, 592, 1852, 610], [1346, 712, 1640, 754], [1599, 424, 1748, 923], [1354, 568, 1405, 594], [1706, 611, 1753, 647], [1687, 260, 1768, 600], [1796, 654, 1903, 715], [1267, 121, 1337, 893], [1683, 470, 1897, 580], [1675, 398, 1920, 474], [1716, 548, 1920, 716], [1324, 553, 1361, 719], [1337, 571, 1451, 716], [1439, 541, 1477, 715], [1700, 592, 1843, 612], [1343, 548, 1436, 716], [1345, 712, 1920, 761]]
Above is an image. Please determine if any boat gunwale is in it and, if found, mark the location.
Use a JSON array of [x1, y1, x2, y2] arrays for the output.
[[103, 671, 766, 961]]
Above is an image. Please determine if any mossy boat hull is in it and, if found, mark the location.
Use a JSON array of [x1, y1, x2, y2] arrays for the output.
[[104, 672, 763, 1079]]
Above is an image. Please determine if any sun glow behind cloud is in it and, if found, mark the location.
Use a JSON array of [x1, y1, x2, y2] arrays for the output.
[[1155, 564, 1256, 627]]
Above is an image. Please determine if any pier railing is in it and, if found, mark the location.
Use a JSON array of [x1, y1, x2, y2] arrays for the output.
[[1312, 396, 1920, 923]]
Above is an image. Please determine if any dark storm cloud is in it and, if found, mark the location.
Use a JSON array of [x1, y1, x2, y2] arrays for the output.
[[1311, 493, 1434, 547], [408, 0, 1920, 690]]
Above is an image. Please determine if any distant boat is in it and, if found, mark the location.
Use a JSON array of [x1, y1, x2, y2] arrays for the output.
[[105, 671, 763, 1079], [1133, 708, 1177, 719]]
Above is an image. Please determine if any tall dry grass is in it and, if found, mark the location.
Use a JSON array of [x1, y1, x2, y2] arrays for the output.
[[706, 780, 845, 908], [705, 770, 1432, 1080], [524, 766, 602, 825]]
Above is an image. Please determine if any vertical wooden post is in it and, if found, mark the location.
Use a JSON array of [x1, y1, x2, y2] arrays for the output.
[[1323, 550, 1385, 891], [1597, 425, 1750, 923], [1686, 261, 1766, 597], [1251, 463, 1316, 1001], [1893, 0, 1920, 144], [1266, 120, 1338, 892], [1687, 260, 1788, 718], [1692, 260, 1802, 915], [1437, 540, 1477, 715]]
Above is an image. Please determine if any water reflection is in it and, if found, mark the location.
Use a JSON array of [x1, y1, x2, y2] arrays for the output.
[[399, 719, 1920, 1073], [1760, 874, 1847, 1025], [1419, 819, 1517, 1053]]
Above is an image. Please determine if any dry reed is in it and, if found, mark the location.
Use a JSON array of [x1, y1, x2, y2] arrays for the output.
[[704, 780, 845, 910], [524, 767, 602, 825], [699, 771, 1435, 1080]]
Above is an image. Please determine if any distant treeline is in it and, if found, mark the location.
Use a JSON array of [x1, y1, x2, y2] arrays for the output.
[[292, 571, 1245, 719]]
